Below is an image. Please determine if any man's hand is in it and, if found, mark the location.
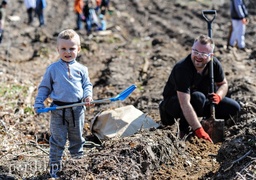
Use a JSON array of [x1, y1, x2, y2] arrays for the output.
[[208, 93, 221, 104], [195, 127, 213, 143]]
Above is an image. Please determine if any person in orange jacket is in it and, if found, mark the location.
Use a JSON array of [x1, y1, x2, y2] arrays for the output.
[[74, 0, 84, 30], [95, 0, 101, 13]]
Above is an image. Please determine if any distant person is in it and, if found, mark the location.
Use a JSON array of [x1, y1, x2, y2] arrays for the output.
[[83, 0, 90, 33], [83, 0, 99, 34], [34, 29, 93, 178], [159, 35, 240, 142], [97, 14, 106, 31], [35, 0, 46, 27], [0, 0, 7, 44], [229, 0, 248, 50], [90, 0, 97, 8], [100, 0, 109, 15], [24, 0, 36, 25], [95, 0, 102, 14], [74, 0, 84, 30]]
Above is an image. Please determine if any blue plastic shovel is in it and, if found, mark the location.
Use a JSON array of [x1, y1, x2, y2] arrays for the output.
[[36, 84, 137, 114]]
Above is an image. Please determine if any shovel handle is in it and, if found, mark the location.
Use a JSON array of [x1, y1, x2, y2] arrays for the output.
[[202, 10, 217, 23], [202, 10, 217, 38]]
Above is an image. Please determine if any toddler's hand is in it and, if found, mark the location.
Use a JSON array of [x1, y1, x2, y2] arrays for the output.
[[242, 18, 249, 25], [84, 96, 94, 107], [34, 108, 43, 115]]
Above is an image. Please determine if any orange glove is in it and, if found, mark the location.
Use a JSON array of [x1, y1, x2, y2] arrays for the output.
[[208, 93, 221, 104], [195, 127, 213, 143]]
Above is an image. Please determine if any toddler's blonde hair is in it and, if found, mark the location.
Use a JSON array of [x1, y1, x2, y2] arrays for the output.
[[57, 29, 81, 46]]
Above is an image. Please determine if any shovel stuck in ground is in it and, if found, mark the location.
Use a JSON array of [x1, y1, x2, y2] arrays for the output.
[[201, 111, 224, 144], [201, 10, 224, 143]]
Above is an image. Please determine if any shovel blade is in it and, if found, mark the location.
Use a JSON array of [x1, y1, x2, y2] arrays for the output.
[[201, 117, 224, 143]]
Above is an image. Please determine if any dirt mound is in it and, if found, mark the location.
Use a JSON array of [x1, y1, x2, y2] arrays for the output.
[[0, 0, 256, 179]]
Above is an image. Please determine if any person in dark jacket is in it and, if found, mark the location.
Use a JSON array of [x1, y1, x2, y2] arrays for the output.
[[74, 0, 84, 30], [229, 0, 248, 49], [35, 0, 46, 27], [0, 0, 7, 44], [159, 35, 240, 142], [100, 0, 109, 15]]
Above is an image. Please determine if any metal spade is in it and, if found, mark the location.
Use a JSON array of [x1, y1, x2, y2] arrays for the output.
[[201, 10, 224, 143]]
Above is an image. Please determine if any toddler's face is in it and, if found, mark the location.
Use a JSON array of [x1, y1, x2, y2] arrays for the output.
[[57, 38, 80, 62]]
